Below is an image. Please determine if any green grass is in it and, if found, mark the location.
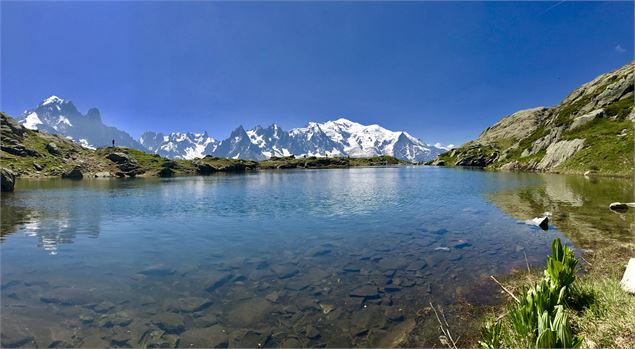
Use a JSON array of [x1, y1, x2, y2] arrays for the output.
[[556, 116, 634, 176], [480, 241, 635, 349]]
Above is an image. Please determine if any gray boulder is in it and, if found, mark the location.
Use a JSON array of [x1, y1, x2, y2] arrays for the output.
[[62, 166, 83, 179], [620, 258, 635, 294], [1, 168, 16, 192], [46, 142, 61, 155]]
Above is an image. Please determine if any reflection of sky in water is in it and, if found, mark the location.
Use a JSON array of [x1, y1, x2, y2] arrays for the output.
[[1, 167, 631, 347]]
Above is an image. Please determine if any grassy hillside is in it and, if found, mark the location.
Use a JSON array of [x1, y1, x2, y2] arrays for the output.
[[1, 113, 408, 181], [432, 62, 634, 177]]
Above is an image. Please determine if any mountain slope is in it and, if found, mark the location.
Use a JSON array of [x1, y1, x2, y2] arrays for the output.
[[17, 96, 144, 150], [433, 61, 634, 176]]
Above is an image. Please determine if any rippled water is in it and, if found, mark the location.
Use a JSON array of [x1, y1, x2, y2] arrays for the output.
[[1, 167, 632, 347]]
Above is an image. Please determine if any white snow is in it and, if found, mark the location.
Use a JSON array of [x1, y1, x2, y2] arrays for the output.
[[58, 115, 72, 127], [40, 96, 64, 106], [23, 112, 43, 130], [78, 139, 96, 150]]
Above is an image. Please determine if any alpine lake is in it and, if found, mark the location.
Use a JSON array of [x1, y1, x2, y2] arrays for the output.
[[1, 166, 632, 347]]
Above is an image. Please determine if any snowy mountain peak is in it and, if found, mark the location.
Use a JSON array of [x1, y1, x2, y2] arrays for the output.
[[40, 95, 65, 106]]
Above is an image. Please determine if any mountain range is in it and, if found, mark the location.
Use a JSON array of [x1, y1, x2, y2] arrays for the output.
[[15, 97, 447, 162]]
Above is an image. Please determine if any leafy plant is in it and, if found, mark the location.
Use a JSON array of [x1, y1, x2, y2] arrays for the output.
[[545, 238, 578, 291], [479, 321, 503, 349]]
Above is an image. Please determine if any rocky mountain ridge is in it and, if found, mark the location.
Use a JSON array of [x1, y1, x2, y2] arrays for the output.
[[15, 98, 445, 162], [432, 61, 634, 176]]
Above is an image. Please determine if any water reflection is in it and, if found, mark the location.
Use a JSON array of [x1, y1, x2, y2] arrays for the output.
[[1, 169, 627, 348], [488, 173, 634, 248]]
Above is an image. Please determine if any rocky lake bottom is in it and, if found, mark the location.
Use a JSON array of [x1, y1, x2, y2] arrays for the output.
[[1, 167, 633, 347]]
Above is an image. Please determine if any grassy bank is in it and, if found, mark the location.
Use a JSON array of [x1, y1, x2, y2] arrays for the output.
[[479, 240, 635, 348]]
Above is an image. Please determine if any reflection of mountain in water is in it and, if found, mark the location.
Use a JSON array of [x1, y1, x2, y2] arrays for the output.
[[1, 189, 103, 255], [488, 174, 634, 249]]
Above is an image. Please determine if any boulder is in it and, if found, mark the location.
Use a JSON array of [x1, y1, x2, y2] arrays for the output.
[[609, 202, 635, 212], [569, 109, 603, 130], [527, 216, 549, 230], [106, 152, 142, 177], [62, 166, 83, 179], [535, 138, 585, 170], [33, 162, 44, 171], [105, 152, 130, 164], [1, 168, 16, 192], [46, 142, 61, 155], [620, 258, 635, 294]]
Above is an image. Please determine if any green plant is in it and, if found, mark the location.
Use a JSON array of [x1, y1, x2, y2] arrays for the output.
[[479, 321, 503, 349], [535, 306, 583, 348], [545, 238, 578, 291]]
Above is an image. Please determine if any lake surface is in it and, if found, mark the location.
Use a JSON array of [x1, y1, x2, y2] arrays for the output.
[[1, 167, 632, 348]]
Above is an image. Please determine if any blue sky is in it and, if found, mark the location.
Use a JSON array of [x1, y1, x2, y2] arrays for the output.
[[1, 1, 633, 146]]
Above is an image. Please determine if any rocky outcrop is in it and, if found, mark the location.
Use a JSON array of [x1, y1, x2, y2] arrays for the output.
[[1, 168, 16, 192], [62, 166, 83, 179], [1, 114, 41, 157], [105, 152, 143, 177], [535, 139, 585, 170], [432, 61, 634, 175], [452, 145, 499, 167], [46, 142, 61, 156]]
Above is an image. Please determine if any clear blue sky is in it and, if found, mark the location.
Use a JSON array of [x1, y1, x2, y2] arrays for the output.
[[1, 1, 633, 146]]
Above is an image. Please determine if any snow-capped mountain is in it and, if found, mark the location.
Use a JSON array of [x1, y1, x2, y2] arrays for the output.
[[15, 96, 447, 162], [186, 118, 444, 162], [140, 131, 217, 160], [17, 96, 143, 150]]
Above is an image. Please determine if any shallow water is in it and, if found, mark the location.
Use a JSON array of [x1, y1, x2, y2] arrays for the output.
[[1, 167, 632, 347]]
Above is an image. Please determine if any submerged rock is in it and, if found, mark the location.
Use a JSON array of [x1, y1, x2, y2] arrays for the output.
[[206, 272, 233, 291], [178, 325, 228, 348], [1, 168, 16, 192], [350, 285, 380, 298], [153, 313, 185, 333], [176, 296, 212, 313], [620, 258, 635, 294]]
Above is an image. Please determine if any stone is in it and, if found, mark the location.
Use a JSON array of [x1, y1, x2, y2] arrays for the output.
[[0, 322, 35, 347], [536, 138, 585, 170], [206, 272, 233, 291], [176, 296, 212, 312], [377, 258, 409, 271], [229, 329, 271, 348], [94, 301, 115, 313], [94, 171, 111, 178], [226, 298, 272, 327], [343, 264, 361, 272], [40, 287, 97, 305], [271, 265, 299, 279], [527, 216, 549, 230], [305, 325, 320, 340], [139, 264, 175, 277], [110, 327, 132, 346], [178, 325, 228, 348], [33, 162, 44, 171], [153, 313, 185, 333], [609, 202, 634, 212], [620, 258, 635, 294], [265, 291, 280, 303], [405, 260, 427, 271], [319, 303, 334, 314], [569, 109, 603, 130], [384, 307, 405, 321], [61, 166, 83, 179], [281, 337, 303, 348], [46, 142, 61, 155], [1, 168, 16, 192], [434, 246, 450, 252], [98, 312, 133, 327], [350, 285, 380, 298], [193, 314, 219, 328], [453, 240, 472, 249], [584, 170, 596, 177]]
